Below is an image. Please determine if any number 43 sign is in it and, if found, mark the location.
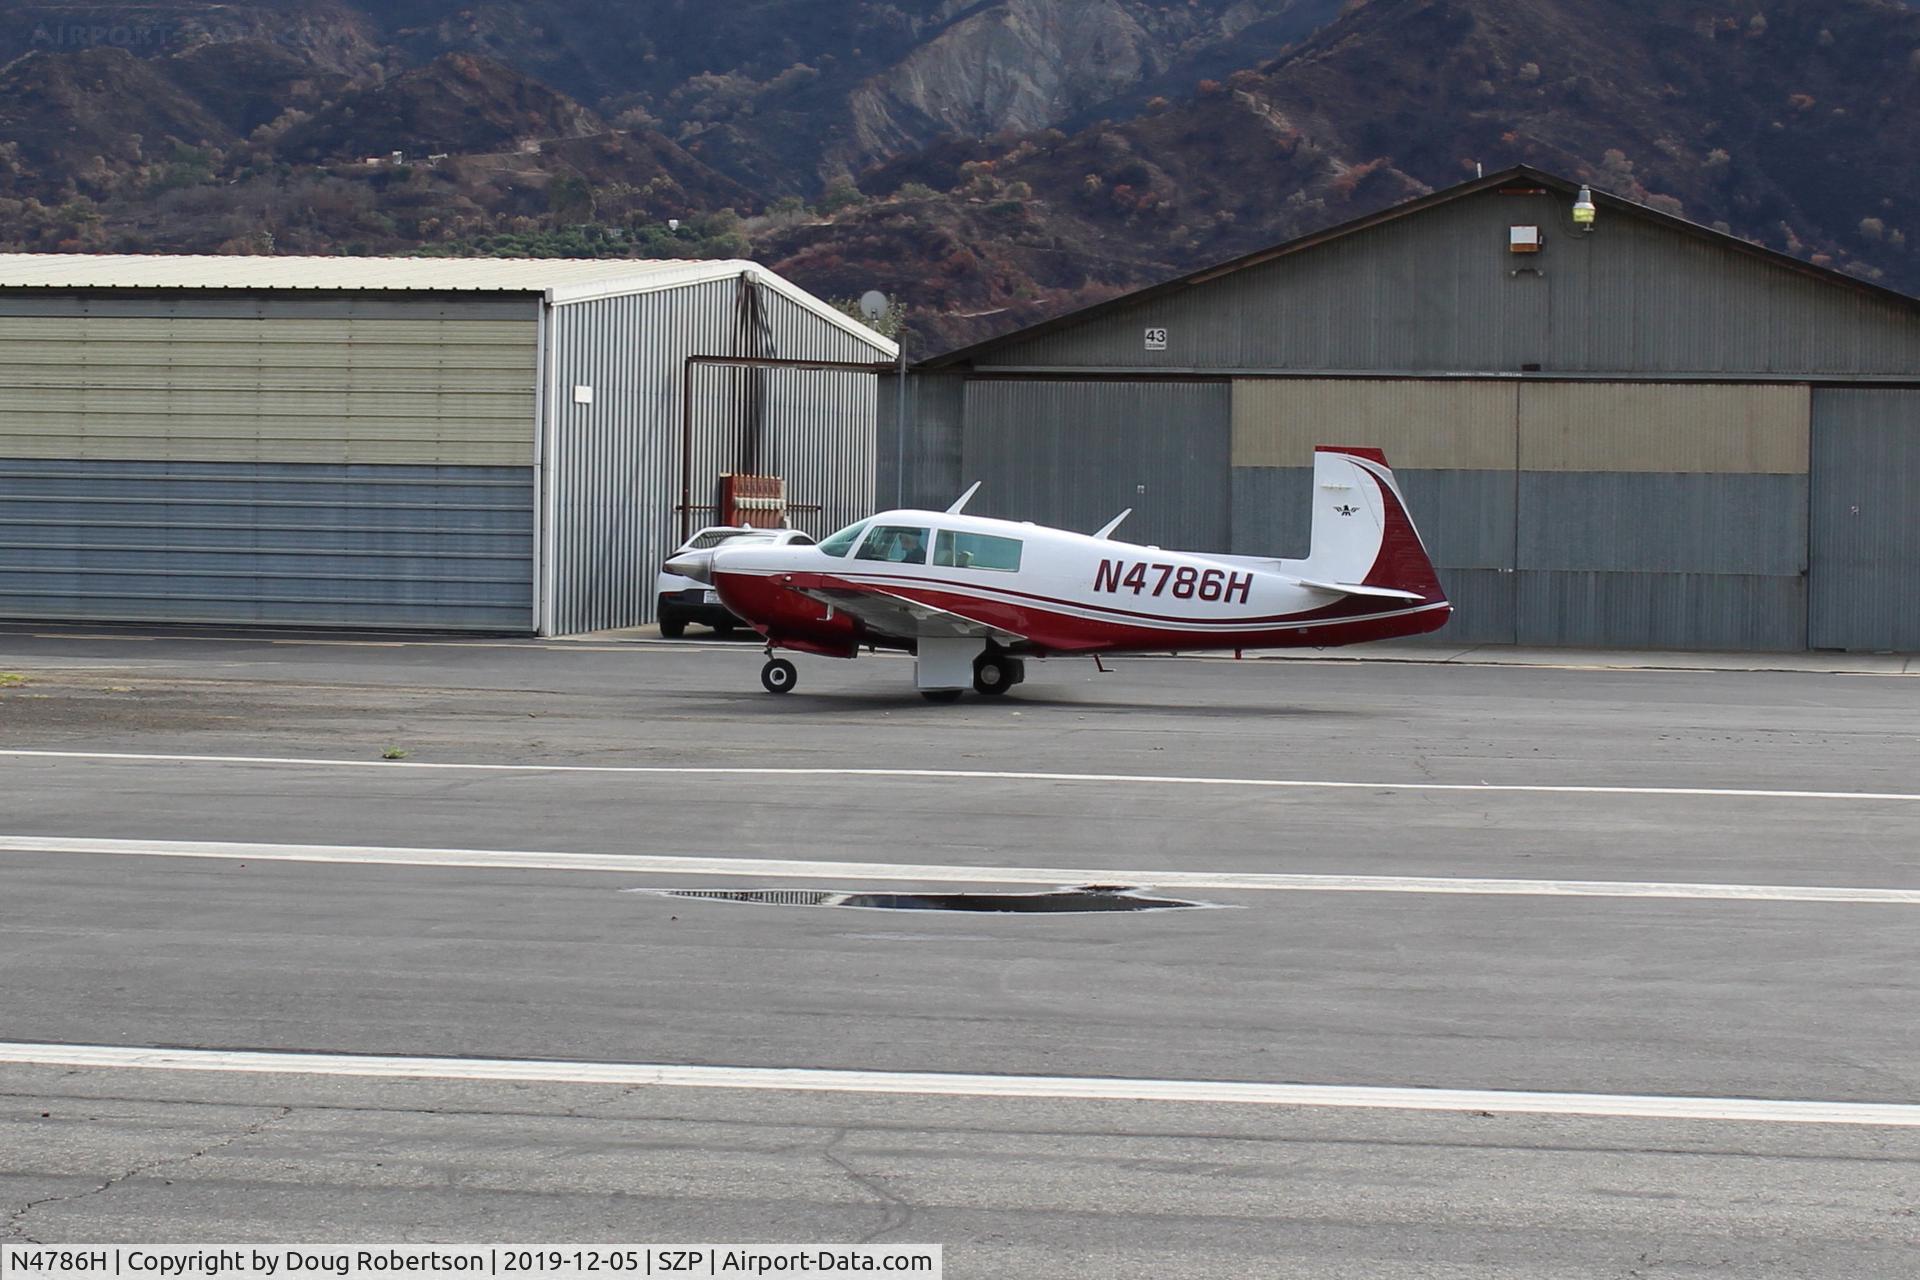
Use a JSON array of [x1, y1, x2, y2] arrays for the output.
[[1143, 327, 1168, 350]]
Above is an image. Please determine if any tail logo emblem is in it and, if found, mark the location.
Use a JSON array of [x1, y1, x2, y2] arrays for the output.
[[1334, 504, 1358, 516]]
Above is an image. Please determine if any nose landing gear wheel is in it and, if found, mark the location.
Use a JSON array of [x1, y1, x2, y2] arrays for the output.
[[760, 658, 798, 694], [972, 653, 1023, 696]]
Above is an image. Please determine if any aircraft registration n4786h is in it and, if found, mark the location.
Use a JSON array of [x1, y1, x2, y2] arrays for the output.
[[664, 446, 1451, 701]]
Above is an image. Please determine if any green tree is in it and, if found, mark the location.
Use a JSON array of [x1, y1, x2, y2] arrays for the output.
[[547, 175, 595, 223], [816, 178, 865, 214], [829, 296, 907, 340]]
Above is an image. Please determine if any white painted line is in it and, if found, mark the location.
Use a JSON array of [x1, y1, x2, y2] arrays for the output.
[[0, 1041, 1911, 1126], [3, 748, 1917, 805], [3, 836, 1915, 905], [5, 629, 1903, 673], [11, 632, 742, 653], [270, 639, 406, 647]]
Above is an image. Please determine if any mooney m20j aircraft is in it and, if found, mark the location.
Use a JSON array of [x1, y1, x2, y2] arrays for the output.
[[665, 446, 1451, 701]]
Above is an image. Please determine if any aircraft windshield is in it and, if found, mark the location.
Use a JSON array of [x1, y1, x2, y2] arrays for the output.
[[817, 521, 869, 558]]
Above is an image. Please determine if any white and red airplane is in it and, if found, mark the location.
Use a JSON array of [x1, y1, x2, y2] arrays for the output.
[[665, 446, 1451, 700]]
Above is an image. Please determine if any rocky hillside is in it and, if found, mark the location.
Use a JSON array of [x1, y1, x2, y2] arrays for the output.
[[0, 0, 1916, 351]]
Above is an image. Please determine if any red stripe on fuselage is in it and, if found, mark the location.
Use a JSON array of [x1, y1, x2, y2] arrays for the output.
[[783, 568, 1402, 627], [715, 569, 1450, 656]]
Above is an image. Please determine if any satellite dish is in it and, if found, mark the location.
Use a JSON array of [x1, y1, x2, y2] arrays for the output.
[[859, 290, 889, 322]]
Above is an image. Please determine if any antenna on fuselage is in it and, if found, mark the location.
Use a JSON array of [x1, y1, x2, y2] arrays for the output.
[[946, 481, 982, 514], [1091, 508, 1132, 539]]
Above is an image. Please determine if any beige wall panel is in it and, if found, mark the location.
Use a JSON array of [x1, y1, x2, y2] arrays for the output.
[[0, 389, 529, 418], [1232, 379, 1518, 470], [1518, 383, 1809, 473], [0, 363, 533, 393], [0, 315, 535, 346], [0, 314, 536, 465]]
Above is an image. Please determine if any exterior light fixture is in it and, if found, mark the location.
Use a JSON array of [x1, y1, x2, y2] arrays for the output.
[[1573, 185, 1597, 231]]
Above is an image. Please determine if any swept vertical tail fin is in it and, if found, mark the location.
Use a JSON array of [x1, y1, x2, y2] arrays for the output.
[[1289, 446, 1447, 604]]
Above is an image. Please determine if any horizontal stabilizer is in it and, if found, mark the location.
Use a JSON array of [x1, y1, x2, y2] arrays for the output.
[[1294, 577, 1425, 602]]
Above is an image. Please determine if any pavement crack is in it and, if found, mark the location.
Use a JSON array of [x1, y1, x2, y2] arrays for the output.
[[3, 1105, 293, 1243], [820, 1127, 915, 1244]]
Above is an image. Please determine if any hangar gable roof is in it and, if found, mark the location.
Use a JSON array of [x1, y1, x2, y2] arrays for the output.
[[0, 254, 897, 357], [922, 166, 1920, 371]]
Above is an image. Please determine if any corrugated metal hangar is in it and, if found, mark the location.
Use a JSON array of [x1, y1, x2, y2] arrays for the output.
[[889, 166, 1920, 652], [0, 256, 896, 634]]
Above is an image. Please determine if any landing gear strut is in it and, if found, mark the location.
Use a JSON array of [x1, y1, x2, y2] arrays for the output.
[[760, 657, 797, 694]]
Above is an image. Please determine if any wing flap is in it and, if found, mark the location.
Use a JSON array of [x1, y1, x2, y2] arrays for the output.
[[796, 583, 1028, 644]]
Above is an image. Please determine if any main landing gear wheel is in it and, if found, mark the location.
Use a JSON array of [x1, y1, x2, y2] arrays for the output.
[[760, 658, 798, 694], [920, 689, 964, 703], [972, 653, 1023, 696]]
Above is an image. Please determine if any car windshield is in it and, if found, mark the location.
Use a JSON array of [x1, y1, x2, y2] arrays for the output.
[[685, 528, 766, 551], [817, 521, 869, 558]]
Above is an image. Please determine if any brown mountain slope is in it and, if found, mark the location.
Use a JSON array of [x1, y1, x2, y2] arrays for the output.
[[365, 0, 1348, 188], [1216, 0, 1920, 279], [0, 45, 236, 200], [0, 0, 385, 75], [0, 35, 757, 256], [271, 52, 603, 163], [0, 0, 1353, 192], [158, 38, 352, 138]]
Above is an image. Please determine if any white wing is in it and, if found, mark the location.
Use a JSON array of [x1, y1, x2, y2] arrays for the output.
[[794, 584, 1028, 644]]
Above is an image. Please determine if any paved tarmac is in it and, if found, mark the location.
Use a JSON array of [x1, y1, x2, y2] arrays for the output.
[[0, 628, 1915, 1276]]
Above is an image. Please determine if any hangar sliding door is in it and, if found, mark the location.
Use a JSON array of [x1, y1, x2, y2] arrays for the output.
[[962, 379, 1230, 551], [1230, 379, 1520, 645], [1514, 383, 1809, 651], [1228, 379, 1811, 649], [0, 302, 538, 630], [1809, 388, 1920, 651]]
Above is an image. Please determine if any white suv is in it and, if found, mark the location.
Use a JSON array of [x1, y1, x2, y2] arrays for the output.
[[655, 526, 816, 637]]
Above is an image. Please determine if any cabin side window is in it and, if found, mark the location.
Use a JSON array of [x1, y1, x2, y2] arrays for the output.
[[934, 530, 1023, 572], [855, 525, 931, 564]]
